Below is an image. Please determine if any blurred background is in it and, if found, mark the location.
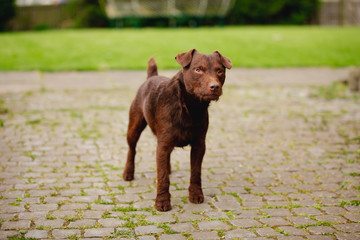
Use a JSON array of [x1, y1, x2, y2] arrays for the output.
[[1, 0, 360, 71], [1, 0, 360, 31]]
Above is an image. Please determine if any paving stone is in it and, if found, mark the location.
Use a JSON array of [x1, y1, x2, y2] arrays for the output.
[[60, 189, 81, 196], [141, 192, 157, 200], [2, 191, 25, 198], [271, 186, 298, 194], [98, 218, 126, 227], [242, 201, 265, 208], [61, 203, 88, 210], [0, 231, 19, 238], [147, 214, 176, 223], [170, 223, 195, 232], [159, 234, 186, 240], [343, 205, 360, 212], [0, 213, 16, 220], [259, 217, 291, 226], [67, 219, 96, 228], [124, 186, 150, 194], [222, 186, 248, 194], [256, 227, 282, 237], [230, 219, 261, 228], [90, 204, 114, 211], [138, 236, 156, 240], [278, 226, 309, 236], [306, 236, 333, 240], [262, 208, 292, 217], [84, 228, 114, 238], [83, 210, 104, 219], [236, 209, 260, 218], [29, 204, 58, 212], [320, 198, 341, 206], [264, 195, 286, 201], [191, 231, 219, 240], [292, 207, 323, 216], [133, 200, 154, 209], [320, 207, 348, 215], [335, 233, 360, 240], [18, 211, 47, 220], [83, 188, 108, 196], [205, 211, 228, 219], [22, 198, 41, 204], [267, 200, 290, 207], [128, 210, 152, 216], [333, 223, 360, 233], [135, 225, 163, 235], [343, 213, 360, 222], [204, 188, 222, 196], [177, 213, 205, 222], [51, 210, 77, 218], [42, 196, 67, 204], [237, 194, 263, 202], [72, 195, 98, 203], [277, 237, 304, 240], [183, 203, 212, 212], [307, 226, 336, 234], [287, 216, 316, 226], [1, 69, 359, 240], [213, 200, 241, 211], [198, 220, 230, 230], [52, 229, 81, 238], [315, 215, 347, 223], [25, 230, 48, 238], [80, 238, 103, 240], [35, 219, 65, 228], [224, 229, 257, 239], [292, 199, 317, 207], [115, 194, 140, 203], [312, 191, 337, 198], [1, 220, 31, 230]]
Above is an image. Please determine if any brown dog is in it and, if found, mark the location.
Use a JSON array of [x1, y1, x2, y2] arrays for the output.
[[123, 49, 232, 211]]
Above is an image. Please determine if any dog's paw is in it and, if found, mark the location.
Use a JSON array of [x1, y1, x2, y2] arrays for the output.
[[155, 199, 172, 212], [189, 185, 204, 204], [189, 192, 204, 204], [122, 170, 134, 181]]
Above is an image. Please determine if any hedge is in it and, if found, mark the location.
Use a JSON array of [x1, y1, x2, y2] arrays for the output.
[[227, 0, 320, 25]]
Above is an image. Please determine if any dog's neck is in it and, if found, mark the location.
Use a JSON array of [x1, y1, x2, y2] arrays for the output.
[[175, 71, 210, 113]]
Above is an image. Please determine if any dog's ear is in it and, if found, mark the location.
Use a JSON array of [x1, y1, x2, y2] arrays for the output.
[[175, 49, 197, 68], [214, 51, 232, 70]]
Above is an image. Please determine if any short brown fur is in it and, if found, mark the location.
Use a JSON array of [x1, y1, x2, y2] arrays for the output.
[[123, 49, 232, 211]]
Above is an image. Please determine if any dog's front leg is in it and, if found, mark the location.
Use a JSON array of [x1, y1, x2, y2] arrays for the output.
[[155, 142, 173, 211], [189, 140, 205, 204]]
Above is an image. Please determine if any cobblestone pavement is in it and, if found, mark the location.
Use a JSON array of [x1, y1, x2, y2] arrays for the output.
[[0, 68, 359, 240]]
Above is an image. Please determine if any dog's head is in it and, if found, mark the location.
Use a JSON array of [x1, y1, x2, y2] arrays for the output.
[[175, 49, 232, 102]]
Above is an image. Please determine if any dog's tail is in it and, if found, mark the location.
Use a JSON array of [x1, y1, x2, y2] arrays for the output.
[[147, 57, 158, 79]]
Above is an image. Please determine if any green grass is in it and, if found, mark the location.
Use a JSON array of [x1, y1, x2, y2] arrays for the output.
[[0, 26, 360, 71], [340, 200, 360, 206]]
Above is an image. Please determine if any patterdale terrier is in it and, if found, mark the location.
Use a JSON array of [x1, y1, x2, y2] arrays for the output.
[[123, 49, 232, 211]]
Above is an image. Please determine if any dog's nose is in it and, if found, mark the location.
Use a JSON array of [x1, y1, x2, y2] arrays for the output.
[[209, 82, 220, 92]]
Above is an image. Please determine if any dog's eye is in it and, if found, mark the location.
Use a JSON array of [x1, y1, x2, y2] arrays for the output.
[[217, 69, 223, 75], [195, 68, 201, 73]]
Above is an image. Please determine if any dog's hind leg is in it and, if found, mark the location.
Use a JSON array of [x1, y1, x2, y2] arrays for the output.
[[123, 104, 147, 181]]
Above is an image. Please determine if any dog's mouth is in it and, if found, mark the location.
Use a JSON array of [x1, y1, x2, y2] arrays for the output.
[[203, 93, 221, 101]]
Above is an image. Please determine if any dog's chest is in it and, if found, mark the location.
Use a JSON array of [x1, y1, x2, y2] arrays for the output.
[[173, 122, 194, 147], [172, 108, 207, 147]]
